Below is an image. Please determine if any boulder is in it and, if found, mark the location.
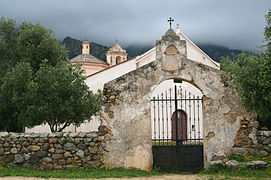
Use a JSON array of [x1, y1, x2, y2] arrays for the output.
[[232, 147, 248, 155], [42, 157, 52, 163], [54, 144, 62, 149], [263, 137, 271, 145], [78, 132, 86, 138], [28, 145, 41, 152], [69, 133, 78, 138], [63, 143, 76, 151], [88, 147, 98, 154], [55, 149, 64, 154], [10, 148, 18, 154], [64, 151, 72, 158], [78, 144, 87, 150], [21, 147, 29, 153], [42, 143, 50, 150], [0, 132, 9, 138], [225, 160, 239, 169], [98, 125, 110, 135], [14, 154, 24, 164], [29, 156, 39, 164], [0, 149, 4, 155], [49, 138, 57, 144], [76, 150, 85, 158], [24, 154, 30, 161], [209, 160, 224, 169], [36, 150, 48, 157], [247, 161, 268, 170], [52, 154, 64, 160]]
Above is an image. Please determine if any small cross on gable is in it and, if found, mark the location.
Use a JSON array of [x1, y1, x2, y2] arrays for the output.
[[168, 17, 174, 29]]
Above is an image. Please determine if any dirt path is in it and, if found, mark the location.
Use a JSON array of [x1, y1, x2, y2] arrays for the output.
[[0, 174, 209, 180]]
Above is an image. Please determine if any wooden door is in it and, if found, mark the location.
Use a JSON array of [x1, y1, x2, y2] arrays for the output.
[[172, 110, 187, 140]]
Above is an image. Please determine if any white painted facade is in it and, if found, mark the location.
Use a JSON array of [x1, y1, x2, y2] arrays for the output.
[[85, 58, 137, 93], [26, 27, 220, 133]]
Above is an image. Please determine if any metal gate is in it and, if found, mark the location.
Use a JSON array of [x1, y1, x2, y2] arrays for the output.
[[151, 80, 203, 172]]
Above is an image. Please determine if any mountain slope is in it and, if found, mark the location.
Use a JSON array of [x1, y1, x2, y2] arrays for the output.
[[62, 36, 251, 63], [198, 44, 247, 63], [62, 36, 108, 61]]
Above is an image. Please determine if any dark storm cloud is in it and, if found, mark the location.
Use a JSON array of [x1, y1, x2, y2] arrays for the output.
[[0, 0, 270, 50]]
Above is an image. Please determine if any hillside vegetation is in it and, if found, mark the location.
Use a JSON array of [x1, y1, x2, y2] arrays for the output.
[[63, 36, 252, 63]]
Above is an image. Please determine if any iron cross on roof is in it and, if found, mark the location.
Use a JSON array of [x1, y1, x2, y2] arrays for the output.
[[168, 17, 174, 29]]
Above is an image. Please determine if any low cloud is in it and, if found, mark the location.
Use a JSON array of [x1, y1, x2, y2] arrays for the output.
[[0, 0, 270, 50]]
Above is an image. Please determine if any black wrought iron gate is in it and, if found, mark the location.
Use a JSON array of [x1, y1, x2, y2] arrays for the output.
[[151, 81, 203, 172]]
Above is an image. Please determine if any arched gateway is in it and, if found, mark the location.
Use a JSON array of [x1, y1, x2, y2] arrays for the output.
[[151, 79, 203, 171], [100, 29, 254, 171]]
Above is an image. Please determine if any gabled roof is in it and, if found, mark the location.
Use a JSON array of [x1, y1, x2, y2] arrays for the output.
[[176, 27, 220, 68], [70, 54, 108, 65]]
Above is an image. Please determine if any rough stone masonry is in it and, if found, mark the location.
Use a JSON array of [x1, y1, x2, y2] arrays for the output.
[[0, 125, 110, 169], [100, 29, 256, 170]]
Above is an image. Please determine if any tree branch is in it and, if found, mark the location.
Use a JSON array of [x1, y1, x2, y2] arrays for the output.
[[58, 121, 71, 132]]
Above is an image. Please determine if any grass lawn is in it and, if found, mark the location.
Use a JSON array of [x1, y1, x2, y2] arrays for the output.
[[200, 167, 271, 179], [0, 167, 164, 179], [199, 154, 271, 179]]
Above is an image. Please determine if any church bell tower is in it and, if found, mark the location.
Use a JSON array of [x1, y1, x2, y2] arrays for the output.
[[81, 40, 90, 55], [106, 41, 128, 66]]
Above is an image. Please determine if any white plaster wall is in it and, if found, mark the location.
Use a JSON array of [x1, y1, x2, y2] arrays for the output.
[[135, 48, 156, 68], [25, 117, 99, 133], [86, 59, 137, 93], [25, 123, 76, 133]]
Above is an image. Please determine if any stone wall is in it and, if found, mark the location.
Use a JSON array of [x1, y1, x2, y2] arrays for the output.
[[232, 128, 271, 157], [0, 125, 110, 169], [257, 130, 271, 156]]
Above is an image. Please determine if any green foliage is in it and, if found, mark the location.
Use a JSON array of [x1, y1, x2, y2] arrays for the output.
[[201, 154, 271, 179], [221, 10, 271, 126], [201, 166, 271, 179], [25, 61, 101, 132], [0, 17, 101, 132], [0, 17, 18, 83], [17, 22, 67, 72], [0, 62, 34, 132]]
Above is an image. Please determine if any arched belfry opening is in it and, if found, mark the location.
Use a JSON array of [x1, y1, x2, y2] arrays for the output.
[[116, 56, 121, 64], [151, 79, 203, 171]]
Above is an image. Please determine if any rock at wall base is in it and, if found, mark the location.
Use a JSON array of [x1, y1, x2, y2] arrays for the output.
[[246, 161, 268, 170]]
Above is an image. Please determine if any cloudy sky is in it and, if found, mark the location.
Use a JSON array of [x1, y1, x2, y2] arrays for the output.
[[0, 0, 270, 51]]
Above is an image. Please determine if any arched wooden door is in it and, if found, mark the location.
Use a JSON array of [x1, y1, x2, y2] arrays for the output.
[[172, 110, 187, 141]]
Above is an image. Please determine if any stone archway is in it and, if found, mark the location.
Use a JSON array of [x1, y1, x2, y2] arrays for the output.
[[101, 29, 254, 170], [150, 79, 204, 171]]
